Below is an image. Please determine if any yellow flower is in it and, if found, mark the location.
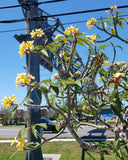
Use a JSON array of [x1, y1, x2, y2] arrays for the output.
[[82, 105, 89, 110], [106, 10, 110, 13], [52, 73, 60, 81], [114, 73, 125, 78], [15, 73, 35, 88], [55, 34, 63, 39], [86, 18, 96, 29], [114, 5, 117, 9], [75, 71, 81, 76], [125, 84, 128, 89], [86, 34, 97, 41], [103, 61, 109, 66], [18, 41, 34, 58], [1, 95, 17, 109], [110, 6, 117, 11], [64, 29, 71, 36], [98, 76, 102, 83], [64, 26, 79, 36], [110, 6, 114, 10], [91, 34, 97, 41], [30, 28, 45, 38], [71, 26, 79, 34], [27, 73, 35, 80], [11, 138, 25, 151], [117, 61, 125, 65], [11, 137, 18, 146], [17, 138, 25, 151], [109, 83, 115, 88]]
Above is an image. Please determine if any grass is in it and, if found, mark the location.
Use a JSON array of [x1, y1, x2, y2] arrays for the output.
[[0, 141, 127, 160]]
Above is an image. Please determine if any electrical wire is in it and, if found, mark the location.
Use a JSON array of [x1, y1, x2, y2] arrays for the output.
[[0, 14, 128, 34], [0, 0, 67, 10], [0, 5, 128, 23]]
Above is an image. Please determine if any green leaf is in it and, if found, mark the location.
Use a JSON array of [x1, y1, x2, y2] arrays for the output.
[[111, 27, 115, 35], [46, 45, 57, 56], [76, 80, 82, 87], [27, 142, 40, 150], [36, 88, 42, 103], [76, 32, 86, 38], [40, 49, 49, 57], [25, 88, 34, 99], [35, 123, 47, 129], [99, 45, 110, 50], [117, 19, 123, 29], [33, 45, 42, 51], [55, 124, 61, 132], [51, 85, 59, 95], [51, 97, 56, 108], [24, 98, 33, 103], [11, 105, 18, 118], [31, 125, 37, 139], [77, 40, 85, 46], [57, 79, 76, 85], [40, 81, 49, 94]]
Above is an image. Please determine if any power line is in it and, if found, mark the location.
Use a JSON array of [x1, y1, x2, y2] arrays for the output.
[[0, 0, 67, 10], [0, 5, 128, 24], [0, 14, 128, 34]]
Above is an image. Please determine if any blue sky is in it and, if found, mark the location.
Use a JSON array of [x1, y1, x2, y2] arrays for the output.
[[0, 0, 128, 110]]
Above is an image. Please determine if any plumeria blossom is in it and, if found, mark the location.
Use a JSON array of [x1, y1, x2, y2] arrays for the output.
[[103, 61, 109, 66], [1, 95, 17, 109], [19, 41, 34, 58], [15, 73, 35, 88], [106, 6, 117, 14], [86, 18, 96, 29], [75, 71, 81, 76], [110, 5, 117, 11], [55, 34, 63, 39], [82, 105, 89, 110], [11, 138, 25, 151], [86, 34, 97, 42], [112, 72, 125, 84], [98, 76, 102, 83], [117, 61, 125, 65], [109, 83, 115, 88], [30, 28, 45, 39], [113, 72, 125, 78], [52, 73, 60, 81], [64, 26, 79, 36]]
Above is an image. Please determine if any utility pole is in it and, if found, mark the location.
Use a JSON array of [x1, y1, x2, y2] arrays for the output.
[[16, 0, 43, 160]]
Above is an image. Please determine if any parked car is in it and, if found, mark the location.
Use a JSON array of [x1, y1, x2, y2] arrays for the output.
[[25, 118, 59, 133]]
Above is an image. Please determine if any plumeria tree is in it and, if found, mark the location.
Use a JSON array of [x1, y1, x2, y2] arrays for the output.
[[2, 6, 128, 159]]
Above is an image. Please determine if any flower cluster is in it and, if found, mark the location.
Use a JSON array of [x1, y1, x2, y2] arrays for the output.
[[86, 18, 96, 29], [52, 73, 60, 81], [11, 138, 25, 151], [19, 41, 34, 58], [30, 28, 45, 39], [1, 95, 17, 109], [86, 34, 97, 42], [106, 6, 117, 13], [110, 72, 125, 86], [15, 73, 35, 88], [64, 26, 79, 36]]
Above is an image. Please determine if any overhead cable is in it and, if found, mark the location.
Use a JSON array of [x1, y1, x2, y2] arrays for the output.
[[0, 0, 67, 10], [0, 14, 128, 34], [0, 5, 128, 23]]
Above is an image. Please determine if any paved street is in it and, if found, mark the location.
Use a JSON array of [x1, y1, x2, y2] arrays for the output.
[[0, 125, 114, 138]]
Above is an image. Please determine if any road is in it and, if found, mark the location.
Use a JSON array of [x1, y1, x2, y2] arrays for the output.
[[0, 125, 114, 138]]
